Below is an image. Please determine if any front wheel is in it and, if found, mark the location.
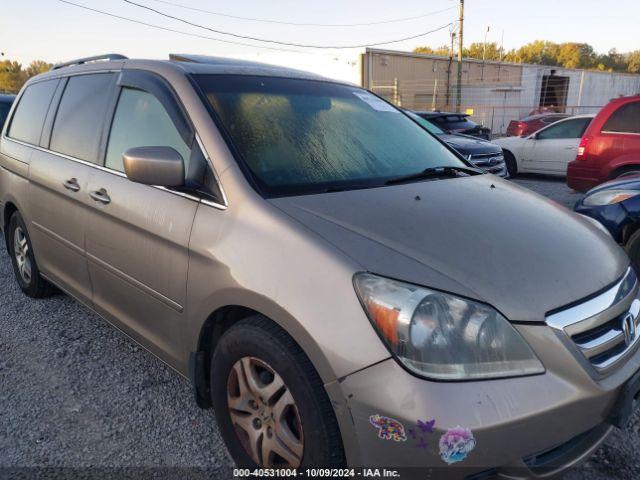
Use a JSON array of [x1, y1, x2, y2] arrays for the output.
[[211, 316, 345, 468], [503, 150, 518, 178]]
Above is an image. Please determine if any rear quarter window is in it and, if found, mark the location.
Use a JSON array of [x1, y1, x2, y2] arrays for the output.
[[50, 73, 115, 163], [7, 80, 58, 145], [602, 102, 640, 134]]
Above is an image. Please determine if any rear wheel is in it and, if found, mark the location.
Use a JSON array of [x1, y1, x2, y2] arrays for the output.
[[7, 212, 55, 298], [504, 150, 518, 178], [210, 315, 345, 468]]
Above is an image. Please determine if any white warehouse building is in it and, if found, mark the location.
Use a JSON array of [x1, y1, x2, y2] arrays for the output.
[[360, 48, 640, 135]]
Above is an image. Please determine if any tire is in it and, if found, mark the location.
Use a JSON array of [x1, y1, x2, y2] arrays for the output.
[[503, 150, 518, 178], [626, 229, 640, 274], [7, 212, 55, 298], [210, 315, 345, 469]]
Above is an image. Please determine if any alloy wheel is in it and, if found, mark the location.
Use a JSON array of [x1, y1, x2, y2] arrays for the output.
[[13, 226, 32, 284], [227, 356, 304, 467]]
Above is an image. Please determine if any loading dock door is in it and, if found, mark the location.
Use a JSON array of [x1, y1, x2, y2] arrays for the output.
[[540, 74, 569, 112]]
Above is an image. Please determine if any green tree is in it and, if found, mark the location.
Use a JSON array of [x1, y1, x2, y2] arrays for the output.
[[627, 51, 640, 73], [556, 43, 596, 69], [24, 60, 53, 78], [0, 60, 26, 93], [464, 42, 502, 61], [413, 45, 452, 56], [0, 59, 53, 93]]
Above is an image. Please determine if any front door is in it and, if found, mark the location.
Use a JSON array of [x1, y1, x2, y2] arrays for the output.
[[526, 117, 593, 174], [85, 84, 199, 366]]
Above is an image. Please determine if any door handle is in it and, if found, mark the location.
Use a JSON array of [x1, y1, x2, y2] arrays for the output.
[[63, 178, 80, 192], [565, 146, 575, 150], [89, 188, 111, 205]]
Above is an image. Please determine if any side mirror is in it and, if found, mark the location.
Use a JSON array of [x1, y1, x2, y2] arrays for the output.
[[123, 146, 185, 187]]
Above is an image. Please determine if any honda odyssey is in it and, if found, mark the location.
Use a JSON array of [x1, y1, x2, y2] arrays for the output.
[[1, 54, 639, 478]]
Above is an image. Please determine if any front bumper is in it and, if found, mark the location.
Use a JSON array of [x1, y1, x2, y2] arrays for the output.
[[329, 322, 640, 478]]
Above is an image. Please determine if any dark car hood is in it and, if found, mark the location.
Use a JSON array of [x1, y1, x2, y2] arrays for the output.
[[438, 133, 500, 156], [270, 175, 628, 322], [587, 175, 640, 195]]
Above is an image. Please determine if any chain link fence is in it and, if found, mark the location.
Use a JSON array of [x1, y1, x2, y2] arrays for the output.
[[370, 77, 603, 137]]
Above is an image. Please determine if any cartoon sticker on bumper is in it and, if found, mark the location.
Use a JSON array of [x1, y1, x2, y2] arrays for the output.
[[439, 426, 476, 464], [369, 414, 407, 442]]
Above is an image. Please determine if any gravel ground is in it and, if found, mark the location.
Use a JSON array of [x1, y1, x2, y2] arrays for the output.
[[1, 174, 639, 479]]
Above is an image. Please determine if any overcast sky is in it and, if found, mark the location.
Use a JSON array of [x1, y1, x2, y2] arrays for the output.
[[2, 0, 638, 83]]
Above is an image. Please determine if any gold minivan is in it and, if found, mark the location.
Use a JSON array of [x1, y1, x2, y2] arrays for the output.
[[1, 54, 640, 478]]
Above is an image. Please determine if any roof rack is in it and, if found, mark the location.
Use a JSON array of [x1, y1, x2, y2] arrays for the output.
[[51, 54, 128, 70]]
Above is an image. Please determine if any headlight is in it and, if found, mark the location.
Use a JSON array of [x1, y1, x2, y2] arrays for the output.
[[354, 273, 544, 380], [583, 189, 640, 206]]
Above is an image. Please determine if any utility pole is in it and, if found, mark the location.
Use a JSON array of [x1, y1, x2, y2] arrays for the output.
[[481, 26, 490, 81], [446, 30, 456, 109], [456, 0, 464, 112]]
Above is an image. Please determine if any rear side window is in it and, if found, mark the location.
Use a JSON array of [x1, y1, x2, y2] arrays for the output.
[[602, 102, 640, 134], [537, 117, 592, 140], [8, 80, 58, 145], [105, 88, 192, 173], [50, 73, 115, 163]]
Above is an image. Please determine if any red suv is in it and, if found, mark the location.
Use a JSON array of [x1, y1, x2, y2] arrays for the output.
[[567, 95, 640, 192]]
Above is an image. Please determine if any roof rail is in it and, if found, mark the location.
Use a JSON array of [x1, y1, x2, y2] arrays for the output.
[[51, 54, 128, 71]]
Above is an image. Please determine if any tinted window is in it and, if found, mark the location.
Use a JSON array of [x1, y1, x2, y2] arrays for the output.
[[602, 102, 640, 134], [537, 117, 592, 140], [196, 75, 465, 196], [105, 88, 192, 173], [7, 80, 58, 144], [50, 74, 115, 163]]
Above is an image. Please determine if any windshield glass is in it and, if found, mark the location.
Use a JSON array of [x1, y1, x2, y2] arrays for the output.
[[403, 109, 445, 135], [195, 75, 465, 196]]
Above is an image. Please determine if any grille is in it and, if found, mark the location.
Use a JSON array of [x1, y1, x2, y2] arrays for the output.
[[547, 268, 640, 375], [468, 153, 505, 173]]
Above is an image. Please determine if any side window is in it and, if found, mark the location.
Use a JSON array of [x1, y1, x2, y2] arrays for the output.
[[602, 102, 640, 134], [105, 88, 192, 173], [7, 80, 58, 144], [537, 118, 591, 140], [50, 73, 115, 163]]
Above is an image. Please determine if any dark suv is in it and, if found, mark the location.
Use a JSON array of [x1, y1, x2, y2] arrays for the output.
[[414, 110, 491, 139], [0, 94, 15, 129]]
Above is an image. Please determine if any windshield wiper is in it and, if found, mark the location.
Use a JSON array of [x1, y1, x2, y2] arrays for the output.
[[385, 166, 483, 185]]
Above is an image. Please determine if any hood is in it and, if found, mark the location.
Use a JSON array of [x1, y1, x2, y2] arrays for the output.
[[438, 133, 501, 156], [270, 175, 628, 322], [586, 175, 640, 195]]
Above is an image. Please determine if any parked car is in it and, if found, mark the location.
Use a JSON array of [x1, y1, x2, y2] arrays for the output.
[[493, 115, 594, 177], [2, 54, 639, 476], [568, 95, 640, 192], [0, 94, 15, 129], [506, 113, 569, 137], [403, 109, 507, 177], [575, 174, 640, 269], [414, 110, 491, 139]]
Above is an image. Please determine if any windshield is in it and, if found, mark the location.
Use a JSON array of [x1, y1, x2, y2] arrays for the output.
[[195, 75, 466, 196], [403, 109, 445, 135]]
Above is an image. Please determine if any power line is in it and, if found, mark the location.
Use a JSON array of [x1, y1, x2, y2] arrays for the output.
[[56, 0, 312, 54], [121, 0, 454, 49], [144, 0, 457, 27]]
